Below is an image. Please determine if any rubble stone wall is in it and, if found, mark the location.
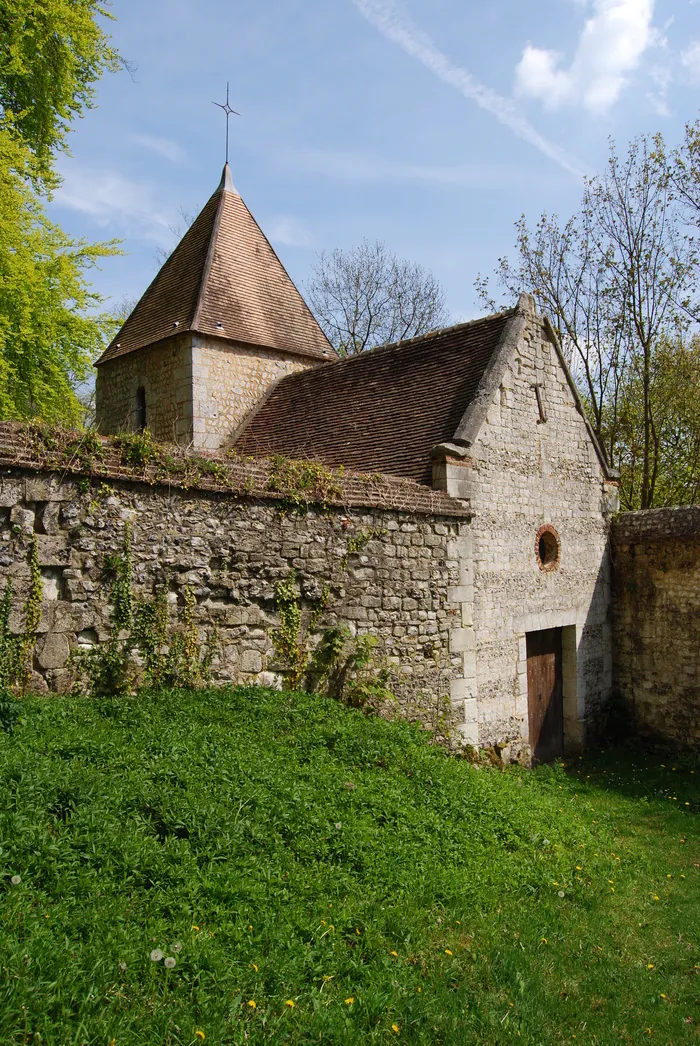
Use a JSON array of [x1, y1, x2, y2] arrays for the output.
[[612, 507, 700, 748], [96, 337, 193, 443], [0, 462, 467, 735]]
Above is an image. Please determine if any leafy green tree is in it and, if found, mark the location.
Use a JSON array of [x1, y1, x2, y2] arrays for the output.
[[612, 336, 700, 509], [0, 0, 122, 189], [0, 131, 118, 423], [0, 0, 123, 424]]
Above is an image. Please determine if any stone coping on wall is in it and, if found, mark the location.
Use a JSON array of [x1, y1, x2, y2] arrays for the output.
[[0, 422, 470, 518], [613, 506, 700, 545]]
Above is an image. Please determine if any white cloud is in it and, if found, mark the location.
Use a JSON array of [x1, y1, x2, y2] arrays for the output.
[[54, 166, 174, 246], [132, 133, 186, 164], [264, 214, 315, 248], [682, 41, 700, 83], [352, 0, 584, 179], [515, 0, 656, 113]]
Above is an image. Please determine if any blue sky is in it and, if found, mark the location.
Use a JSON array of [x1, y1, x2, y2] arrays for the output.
[[49, 0, 699, 324]]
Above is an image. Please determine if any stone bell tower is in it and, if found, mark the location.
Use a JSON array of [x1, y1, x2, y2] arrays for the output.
[[95, 164, 336, 449]]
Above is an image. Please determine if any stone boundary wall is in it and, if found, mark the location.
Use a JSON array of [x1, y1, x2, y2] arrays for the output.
[[612, 507, 700, 748], [0, 425, 471, 737]]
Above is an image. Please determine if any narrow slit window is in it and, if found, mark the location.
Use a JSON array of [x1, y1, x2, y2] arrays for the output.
[[534, 384, 547, 424], [135, 386, 147, 431]]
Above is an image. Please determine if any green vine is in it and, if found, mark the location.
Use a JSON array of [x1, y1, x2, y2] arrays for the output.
[[267, 456, 343, 513], [269, 523, 394, 707], [0, 537, 44, 730], [270, 571, 310, 689], [72, 527, 217, 698]]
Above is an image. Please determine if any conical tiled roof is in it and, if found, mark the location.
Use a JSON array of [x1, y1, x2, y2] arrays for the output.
[[96, 165, 335, 365]]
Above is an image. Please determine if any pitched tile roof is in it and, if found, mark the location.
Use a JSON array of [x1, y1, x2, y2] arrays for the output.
[[96, 165, 335, 366], [234, 307, 516, 485]]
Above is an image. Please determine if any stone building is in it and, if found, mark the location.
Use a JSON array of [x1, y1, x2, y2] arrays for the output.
[[93, 164, 621, 760]]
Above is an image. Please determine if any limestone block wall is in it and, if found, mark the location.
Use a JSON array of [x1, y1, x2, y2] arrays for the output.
[[442, 314, 616, 750], [0, 436, 467, 734], [192, 336, 318, 450], [96, 337, 192, 442], [612, 507, 700, 748]]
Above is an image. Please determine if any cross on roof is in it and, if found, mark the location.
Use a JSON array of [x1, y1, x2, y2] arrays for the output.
[[212, 82, 240, 164]]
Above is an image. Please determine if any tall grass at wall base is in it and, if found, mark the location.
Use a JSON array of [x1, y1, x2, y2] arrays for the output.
[[0, 686, 697, 1044]]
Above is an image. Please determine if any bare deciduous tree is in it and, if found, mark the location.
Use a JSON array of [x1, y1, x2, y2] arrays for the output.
[[476, 135, 699, 509], [307, 239, 449, 356]]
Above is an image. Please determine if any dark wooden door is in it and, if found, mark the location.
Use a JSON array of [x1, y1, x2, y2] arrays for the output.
[[526, 628, 563, 763]]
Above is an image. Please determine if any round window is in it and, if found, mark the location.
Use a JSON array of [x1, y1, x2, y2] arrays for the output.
[[535, 524, 560, 571]]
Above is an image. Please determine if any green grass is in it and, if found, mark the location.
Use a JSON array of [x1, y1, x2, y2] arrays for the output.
[[0, 687, 697, 1045]]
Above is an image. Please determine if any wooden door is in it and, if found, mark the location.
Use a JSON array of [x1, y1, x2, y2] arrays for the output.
[[526, 628, 563, 763]]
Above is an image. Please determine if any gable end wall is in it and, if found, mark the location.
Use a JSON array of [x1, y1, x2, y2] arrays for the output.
[[446, 312, 615, 751]]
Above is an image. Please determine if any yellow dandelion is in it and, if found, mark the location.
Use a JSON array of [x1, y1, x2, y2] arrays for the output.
[[248, 999, 256, 1009], [540, 938, 547, 944], [576, 866, 582, 871], [390, 950, 398, 957], [647, 964, 654, 970], [653, 895, 659, 901], [345, 997, 355, 1005], [456, 920, 461, 925], [251, 963, 258, 972], [444, 949, 453, 955], [356, 928, 361, 935], [329, 925, 335, 932], [391, 1024, 400, 1033], [285, 999, 295, 1008], [660, 993, 667, 999], [681, 874, 686, 879], [195, 1034, 205, 1042], [192, 925, 200, 932]]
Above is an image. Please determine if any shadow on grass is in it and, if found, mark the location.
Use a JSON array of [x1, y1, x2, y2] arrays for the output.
[[558, 743, 700, 815]]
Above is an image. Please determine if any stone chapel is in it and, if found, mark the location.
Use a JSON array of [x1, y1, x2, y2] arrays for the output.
[[94, 163, 621, 758]]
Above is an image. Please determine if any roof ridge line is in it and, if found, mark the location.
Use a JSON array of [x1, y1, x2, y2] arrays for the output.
[[191, 185, 227, 333], [258, 305, 518, 384], [228, 192, 335, 358]]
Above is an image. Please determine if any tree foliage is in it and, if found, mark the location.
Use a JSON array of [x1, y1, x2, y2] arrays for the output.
[[0, 0, 122, 424], [308, 239, 449, 356], [476, 133, 700, 510], [0, 0, 122, 189]]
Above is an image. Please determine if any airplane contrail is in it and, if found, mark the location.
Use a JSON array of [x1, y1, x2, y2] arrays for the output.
[[353, 0, 586, 180]]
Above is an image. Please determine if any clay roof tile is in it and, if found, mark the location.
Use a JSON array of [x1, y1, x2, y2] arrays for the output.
[[96, 164, 335, 366]]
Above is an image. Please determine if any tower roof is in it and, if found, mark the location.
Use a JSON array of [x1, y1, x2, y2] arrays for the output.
[[96, 164, 336, 366]]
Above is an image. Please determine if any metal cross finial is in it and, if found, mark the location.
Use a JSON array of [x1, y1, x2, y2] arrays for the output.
[[212, 82, 240, 165]]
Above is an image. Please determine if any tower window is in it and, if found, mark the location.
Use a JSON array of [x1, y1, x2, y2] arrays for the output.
[[135, 386, 147, 431]]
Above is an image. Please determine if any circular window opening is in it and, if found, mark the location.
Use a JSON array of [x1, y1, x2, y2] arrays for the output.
[[535, 525, 560, 571]]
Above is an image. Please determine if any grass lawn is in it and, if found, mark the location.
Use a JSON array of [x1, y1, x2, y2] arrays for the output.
[[0, 686, 698, 1045]]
